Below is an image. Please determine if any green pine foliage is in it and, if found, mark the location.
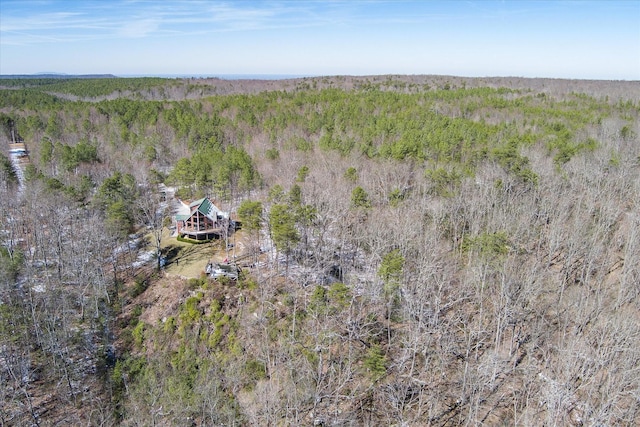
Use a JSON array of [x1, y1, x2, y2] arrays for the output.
[[363, 344, 387, 380], [1, 76, 638, 426], [378, 249, 404, 298], [351, 186, 371, 209], [269, 203, 300, 254], [95, 172, 138, 236], [167, 144, 260, 200], [237, 200, 263, 233], [0, 153, 18, 184]]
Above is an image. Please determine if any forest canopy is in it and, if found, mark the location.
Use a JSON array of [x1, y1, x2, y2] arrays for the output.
[[1, 74, 639, 426]]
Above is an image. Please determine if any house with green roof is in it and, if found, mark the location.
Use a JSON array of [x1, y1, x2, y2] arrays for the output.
[[175, 197, 230, 240]]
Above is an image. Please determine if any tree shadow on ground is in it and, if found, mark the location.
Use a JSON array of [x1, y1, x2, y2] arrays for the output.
[[163, 245, 181, 263]]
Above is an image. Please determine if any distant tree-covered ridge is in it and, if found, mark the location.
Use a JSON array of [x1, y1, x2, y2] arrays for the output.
[[3, 76, 628, 182]]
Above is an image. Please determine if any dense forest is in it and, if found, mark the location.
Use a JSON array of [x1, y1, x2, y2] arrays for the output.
[[1, 75, 639, 426]]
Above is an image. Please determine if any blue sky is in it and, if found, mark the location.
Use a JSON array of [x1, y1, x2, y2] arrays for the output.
[[1, 0, 638, 80]]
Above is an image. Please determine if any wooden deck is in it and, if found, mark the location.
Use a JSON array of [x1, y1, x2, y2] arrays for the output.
[[179, 226, 225, 240]]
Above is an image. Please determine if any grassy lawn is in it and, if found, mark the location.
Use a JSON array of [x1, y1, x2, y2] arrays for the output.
[[141, 227, 251, 279], [144, 228, 216, 278]]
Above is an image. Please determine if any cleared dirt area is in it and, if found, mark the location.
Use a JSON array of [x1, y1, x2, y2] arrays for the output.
[[136, 274, 190, 326]]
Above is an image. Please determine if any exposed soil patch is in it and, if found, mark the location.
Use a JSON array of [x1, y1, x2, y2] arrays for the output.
[[136, 274, 190, 326]]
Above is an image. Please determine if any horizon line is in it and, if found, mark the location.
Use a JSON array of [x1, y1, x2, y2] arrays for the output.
[[0, 72, 638, 82]]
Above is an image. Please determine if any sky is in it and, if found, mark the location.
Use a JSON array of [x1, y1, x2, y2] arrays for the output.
[[0, 0, 639, 80]]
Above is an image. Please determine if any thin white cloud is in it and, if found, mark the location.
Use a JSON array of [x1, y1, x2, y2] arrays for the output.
[[1, 0, 637, 79], [0, 1, 327, 44], [1, 29, 65, 45], [0, 1, 443, 46], [117, 18, 161, 38], [1, 11, 90, 32]]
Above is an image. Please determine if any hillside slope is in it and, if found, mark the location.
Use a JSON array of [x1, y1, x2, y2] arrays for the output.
[[1, 75, 638, 426]]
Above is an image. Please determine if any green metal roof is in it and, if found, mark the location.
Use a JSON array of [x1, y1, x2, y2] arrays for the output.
[[185, 197, 222, 221], [197, 198, 214, 218], [189, 197, 206, 208]]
